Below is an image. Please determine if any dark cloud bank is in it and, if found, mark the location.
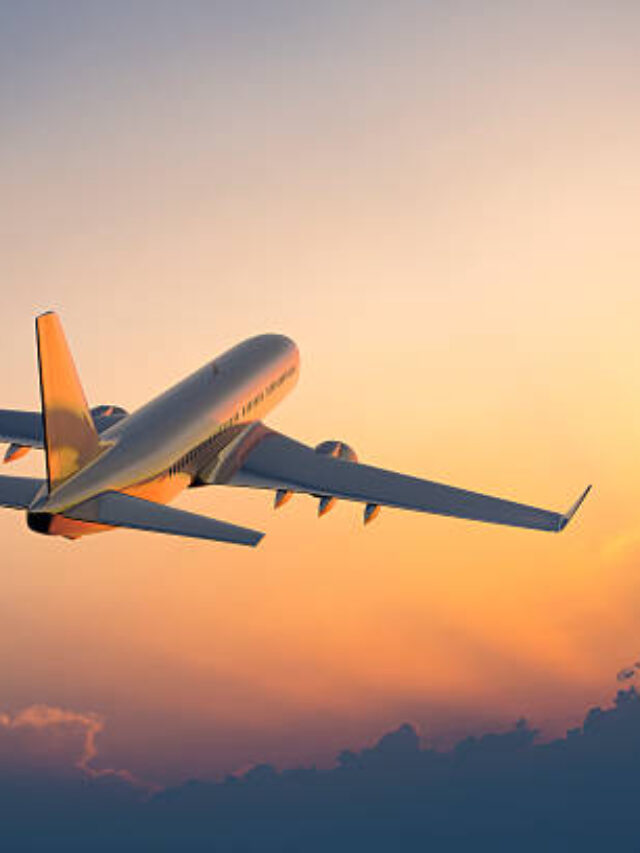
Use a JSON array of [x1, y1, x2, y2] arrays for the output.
[[3, 689, 640, 851]]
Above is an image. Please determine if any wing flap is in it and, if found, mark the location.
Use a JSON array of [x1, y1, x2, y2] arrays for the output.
[[223, 428, 587, 533], [65, 491, 264, 546]]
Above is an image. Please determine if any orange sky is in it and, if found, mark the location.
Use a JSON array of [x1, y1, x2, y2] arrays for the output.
[[1, 1, 640, 783]]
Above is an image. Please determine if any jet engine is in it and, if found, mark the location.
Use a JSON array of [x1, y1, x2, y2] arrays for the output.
[[314, 440, 359, 518], [314, 440, 358, 463], [272, 439, 381, 524]]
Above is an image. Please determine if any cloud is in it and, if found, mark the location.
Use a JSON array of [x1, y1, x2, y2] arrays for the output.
[[3, 691, 640, 850], [0, 704, 139, 785], [147, 688, 640, 851]]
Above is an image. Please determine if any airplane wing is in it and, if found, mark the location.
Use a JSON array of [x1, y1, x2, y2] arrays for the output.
[[0, 475, 45, 509], [0, 406, 128, 449], [0, 410, 43, 447], [204, 424, 589, 532]]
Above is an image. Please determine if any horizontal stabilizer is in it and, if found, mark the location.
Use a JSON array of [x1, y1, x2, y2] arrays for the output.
[[65, 491, 264, 547], [0, 476, 45, 509]]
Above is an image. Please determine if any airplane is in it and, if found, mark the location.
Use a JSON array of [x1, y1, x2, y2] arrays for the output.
[[0, 312, 590, 546]]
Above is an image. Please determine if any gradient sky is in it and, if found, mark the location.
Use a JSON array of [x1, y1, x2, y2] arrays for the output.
[[1, 0, 640, 784]]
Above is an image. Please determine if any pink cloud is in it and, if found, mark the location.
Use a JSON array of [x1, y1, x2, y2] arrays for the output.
[[0, 704, 141, 785]]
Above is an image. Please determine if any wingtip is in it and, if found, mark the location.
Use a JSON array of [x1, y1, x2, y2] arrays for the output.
[[559, 484, 592, 531]]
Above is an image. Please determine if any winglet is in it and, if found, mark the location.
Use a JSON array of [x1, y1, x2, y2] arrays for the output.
[[558, 485, 591, 531]]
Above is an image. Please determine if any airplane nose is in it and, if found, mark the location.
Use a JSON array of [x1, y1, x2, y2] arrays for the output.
[[250, 334, 299, 364], [268, 333, 297, 354]]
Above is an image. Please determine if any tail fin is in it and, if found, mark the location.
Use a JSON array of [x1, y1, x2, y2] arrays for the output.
[[36, 312, 100, 491]]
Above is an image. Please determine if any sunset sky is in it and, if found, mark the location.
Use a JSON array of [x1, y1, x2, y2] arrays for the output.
[[2, 0, 640, 785]]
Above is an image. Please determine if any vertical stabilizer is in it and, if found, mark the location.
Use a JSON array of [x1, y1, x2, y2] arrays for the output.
[[36, 312, 100, 491]]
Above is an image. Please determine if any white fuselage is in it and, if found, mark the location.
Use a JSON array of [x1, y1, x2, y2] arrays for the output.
[[33, 334, 299, 535]]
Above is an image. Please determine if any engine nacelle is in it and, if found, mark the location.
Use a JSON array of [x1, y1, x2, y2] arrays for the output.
[[314, 441, 358, 517], [90, 405, 129, 433], [314, 440, 358, 463], [90, 404, 128, 418], [313, 442, 380, 524]]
